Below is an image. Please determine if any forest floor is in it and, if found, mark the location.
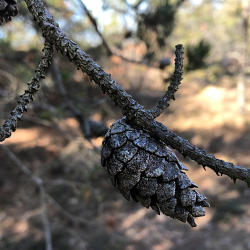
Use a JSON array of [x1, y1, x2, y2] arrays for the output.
[[0, 61, 250, 250]]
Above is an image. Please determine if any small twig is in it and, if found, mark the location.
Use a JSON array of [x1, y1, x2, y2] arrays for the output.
[[88, 139, 101, 154], [175, 0, 186, 8], [1, 145, 53, 250], [129, 0, 145, 10], [40, 186, 53, 250], [149, 44, 184, 118], [0, 42, 53, 142], [78, 0, 159, 68], [50, 58, 108, 138], [1, 145, 92, 229], [46, 178, 85, 186], [46, 178, 82, 195], [0, 69, 19, 91], [46, 194, 90, 226], [112, 52, 159, 68], [1, 144, 43, 185], [50, 58, 91, 137], [77, 0, 112, 56], [50, 58, 82, 117]]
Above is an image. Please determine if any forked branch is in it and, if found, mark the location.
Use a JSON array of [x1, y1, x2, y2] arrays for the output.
[[3, 0, 250, 187]]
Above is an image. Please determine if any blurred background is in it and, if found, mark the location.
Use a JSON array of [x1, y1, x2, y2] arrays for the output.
[[0, 0, 250, 249]]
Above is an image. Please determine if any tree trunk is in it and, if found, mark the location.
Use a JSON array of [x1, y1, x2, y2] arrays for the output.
[[237, 0, 249, 114]]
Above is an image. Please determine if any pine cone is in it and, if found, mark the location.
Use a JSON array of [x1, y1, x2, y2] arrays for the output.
[[101, 117, 210, 227], [0, 0, 18, 25]]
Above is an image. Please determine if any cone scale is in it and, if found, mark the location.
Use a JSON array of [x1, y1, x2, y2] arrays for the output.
[[101, 118, 210, 227]]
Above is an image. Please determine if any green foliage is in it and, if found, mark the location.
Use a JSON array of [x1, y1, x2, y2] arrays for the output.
[[137, 1, 174, 45], [186, 39, 211, 71], [137, 0, 185, 57], [39, 110, 54, 121], [205, 64, 223, 83], [0, 39, 10, 50]]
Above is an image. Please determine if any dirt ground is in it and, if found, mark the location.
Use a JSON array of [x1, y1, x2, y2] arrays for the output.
[[0, 64, 250, 250]]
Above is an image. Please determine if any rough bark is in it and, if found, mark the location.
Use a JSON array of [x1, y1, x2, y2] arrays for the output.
[[1, 0, 249, 187]]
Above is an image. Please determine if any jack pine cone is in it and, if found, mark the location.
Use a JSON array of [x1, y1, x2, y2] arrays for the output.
[[0, 0, 18, 25], [101, 118, 210, 227]]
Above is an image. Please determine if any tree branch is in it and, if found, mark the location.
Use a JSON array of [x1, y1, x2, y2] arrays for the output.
[[150, 44, 184, 118], [175, 0, 186, 9], [78, 0, 160, 68], [1, 144, 91, 228], [77, 0, 112, 56], [20, 0, 250, 186], [25, 0, 146, 116], [131, 0, 145, 10], [0, 41, 53, 142], [40, 185, 53, 250], [129, 117, 250, 187], [50, 58, 108, 138]]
